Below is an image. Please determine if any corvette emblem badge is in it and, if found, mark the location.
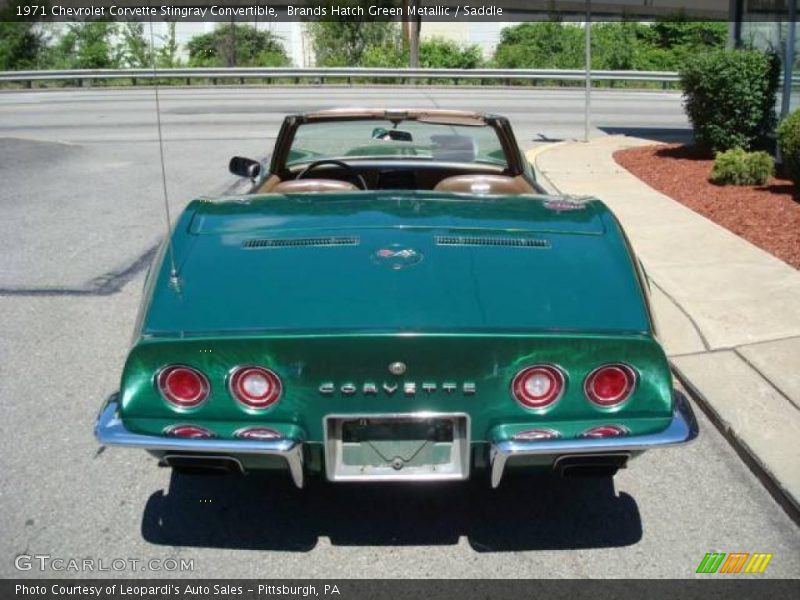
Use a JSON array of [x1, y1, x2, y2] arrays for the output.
[[372, 244, 423, 270]]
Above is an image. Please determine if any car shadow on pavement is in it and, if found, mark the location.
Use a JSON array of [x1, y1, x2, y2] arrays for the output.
[[599, 126, 694, 145], [141, 470, 641, 552]]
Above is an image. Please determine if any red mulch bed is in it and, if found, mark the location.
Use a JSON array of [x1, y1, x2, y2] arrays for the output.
[[614, 144, 800, 269]]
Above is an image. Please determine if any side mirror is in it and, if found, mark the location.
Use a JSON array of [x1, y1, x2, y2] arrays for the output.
[[229, 156, 261, 180]]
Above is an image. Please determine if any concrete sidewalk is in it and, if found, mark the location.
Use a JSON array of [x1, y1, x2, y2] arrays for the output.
[[530, 136, 800, 516]]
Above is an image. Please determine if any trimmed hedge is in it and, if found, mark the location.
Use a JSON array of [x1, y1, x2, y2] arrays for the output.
[[777, 109, 800, 189], [710, 148, 774, 186], [681, 49, 780, 153]]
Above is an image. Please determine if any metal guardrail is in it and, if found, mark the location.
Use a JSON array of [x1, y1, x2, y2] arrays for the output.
[[0, 67, 682, 87]]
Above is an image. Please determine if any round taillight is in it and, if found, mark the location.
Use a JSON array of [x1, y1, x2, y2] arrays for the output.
[[585, 364, 636, 407], [229, 366, 282, 409], [234, 427, 283, 440], [164, 424, 215, 439], [511, 365, 565, 409], [157, 366, 209, 408], [511, 428, 562, 441], [580, 425, 628, 439]]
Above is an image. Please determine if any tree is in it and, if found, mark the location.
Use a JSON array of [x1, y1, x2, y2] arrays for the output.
[[0, 2, 49, 70], [0, 22, 47, 70], [419, 37, 483, 69], [494, 18, 728, 73], [157, 22, 180, 68], [362, 37, 484, 69], [186, 24, 288, 67], [51, 22, 120, 69], [306, 1, 401, 66], [118, 22, 151, 68], [494, 21, 584, 69], [591, 21, 647, 71], [647, 17, 727, 49]]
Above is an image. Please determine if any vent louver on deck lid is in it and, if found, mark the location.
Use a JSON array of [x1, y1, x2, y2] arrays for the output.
[[436, 235, 550, 248], [243, 236, 360, 249]]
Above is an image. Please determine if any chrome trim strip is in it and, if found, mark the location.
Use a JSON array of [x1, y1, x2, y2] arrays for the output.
[[489, 391, 698, 488], [94, 396, 304, 488]]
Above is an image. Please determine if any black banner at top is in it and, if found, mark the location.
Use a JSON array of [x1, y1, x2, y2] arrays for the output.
[[1, 0, 791, 23]]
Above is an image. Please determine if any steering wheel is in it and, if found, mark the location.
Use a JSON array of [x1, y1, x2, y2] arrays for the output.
[[295, 159, 368, 190]]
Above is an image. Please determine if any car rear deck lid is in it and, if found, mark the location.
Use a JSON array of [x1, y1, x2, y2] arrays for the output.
[[188, 192, 606, 236]]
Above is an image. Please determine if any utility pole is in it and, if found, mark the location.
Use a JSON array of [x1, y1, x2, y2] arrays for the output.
[[409, 0, 420, 68], [402, 0, 410, 43], [584, 0, 592, 142], [229, 17, 236, 68]]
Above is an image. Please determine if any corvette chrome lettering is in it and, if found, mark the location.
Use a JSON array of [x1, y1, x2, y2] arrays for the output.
[[319, 382, 476, 396]]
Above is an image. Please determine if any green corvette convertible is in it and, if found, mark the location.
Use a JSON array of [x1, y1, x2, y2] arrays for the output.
[[94, 108, 698, 488]]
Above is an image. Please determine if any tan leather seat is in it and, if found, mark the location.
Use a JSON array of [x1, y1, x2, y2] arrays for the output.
[[271, 179, 358, 194], [434, 174, 532, 195]]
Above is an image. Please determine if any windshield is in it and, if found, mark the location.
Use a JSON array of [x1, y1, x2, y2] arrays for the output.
[[286, 119, 508, 167]]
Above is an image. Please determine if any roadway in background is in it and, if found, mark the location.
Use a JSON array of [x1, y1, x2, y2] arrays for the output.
[[0, 85, 689, 290]]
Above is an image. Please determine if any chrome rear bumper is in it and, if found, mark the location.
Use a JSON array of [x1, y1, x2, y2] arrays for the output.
[[489, 392, 699, 488], [95, 392, 698, 490], [94, 397, 304, 488]]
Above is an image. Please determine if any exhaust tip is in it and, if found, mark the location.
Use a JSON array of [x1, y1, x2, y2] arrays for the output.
[[554, 453, 630, 478], [160, 454, 245, 475]]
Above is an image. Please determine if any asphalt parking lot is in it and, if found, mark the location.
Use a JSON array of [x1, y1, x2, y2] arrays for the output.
[[1, 86, 798, 578]]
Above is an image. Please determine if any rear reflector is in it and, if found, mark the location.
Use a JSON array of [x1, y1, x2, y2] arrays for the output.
[[579, 425, 629, 439], [585, 364, 636, 407], [511, 428, 562, 441], [157, 365, 210, 408], [511, 365, 565, 409], [163, 424, 216, 439], [234, 427, 283, 440]]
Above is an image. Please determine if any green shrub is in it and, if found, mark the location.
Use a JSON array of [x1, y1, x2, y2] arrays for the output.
[[681, 49, 780, 153], [494, 22, 583, 69], [493, 18, 726, 73], [420, 37, 484, 69], [186, 25, 288, 67], [777, 109, 800, 188], [709, 148, 774, 186]]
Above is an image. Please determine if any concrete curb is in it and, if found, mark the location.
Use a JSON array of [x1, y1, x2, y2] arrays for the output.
[[672, 364, 800, 525], [530, 136, 800, 525], [524, 143, 567, 194]]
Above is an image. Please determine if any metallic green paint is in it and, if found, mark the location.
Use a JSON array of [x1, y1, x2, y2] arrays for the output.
[[119, 333, 672, 442], [118, 190, 674, 473], [142, 193, 650, 336]]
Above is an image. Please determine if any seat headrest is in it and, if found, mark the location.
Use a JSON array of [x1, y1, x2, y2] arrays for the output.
[[433, 174, 531, 195], [271, 179, 358, 194]]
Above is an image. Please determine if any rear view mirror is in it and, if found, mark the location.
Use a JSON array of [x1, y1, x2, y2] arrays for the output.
[[229, 156, 261, 180], [372, 128, 413, 142]]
